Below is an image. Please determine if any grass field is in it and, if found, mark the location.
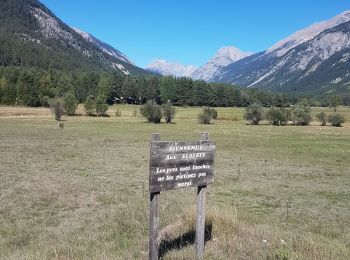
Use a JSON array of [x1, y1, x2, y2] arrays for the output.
[[0, 105, 349, 259]]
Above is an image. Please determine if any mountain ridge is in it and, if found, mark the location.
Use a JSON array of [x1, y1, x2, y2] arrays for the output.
[[146, 46, 252, 79], [0, 0, 149, 75], [192, 46, 253, 81], [146, 59, 197, 77], [212, 10, 350, 95], [72, 27, 134, 65]]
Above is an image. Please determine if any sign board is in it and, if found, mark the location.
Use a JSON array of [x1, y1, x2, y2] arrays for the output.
[[149, 140, 215, 193]]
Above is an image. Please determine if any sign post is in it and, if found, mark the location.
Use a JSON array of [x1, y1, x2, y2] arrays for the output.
[[149, 133, 160, 260], [195, 132, 209, 258], [149, 132, 215, 259]]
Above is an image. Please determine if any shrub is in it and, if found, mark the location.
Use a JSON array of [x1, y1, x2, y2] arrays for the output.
[[162, 103, 176, 123], [328, 114, 345, 127], [84, 96, 96, 116], [291, 103, 312, 126], [140, 101, 163, 123], [211, 108, 218, 119], [140, 101, 153, 122], [316, 112, 327, 126], [96, 96, 109, 117], [151, 105, 163, 123], [198, 107, 214, 124], [244, 103, 264, 125], [63, 92, 78, 116], [266, 107, 291, 126], [49, 98, 64, 121]]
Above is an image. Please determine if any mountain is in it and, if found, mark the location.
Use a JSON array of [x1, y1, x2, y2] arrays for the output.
[[0, 0, 148, 75], [146, 59, 197, 77], [192, 46, 253, 81], [213, 11, 350, 95], [72, 28, 133, 65]]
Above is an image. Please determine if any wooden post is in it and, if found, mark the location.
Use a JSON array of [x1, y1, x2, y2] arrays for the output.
[[195, 132, 209, 258], [149, 133, 160, 260]]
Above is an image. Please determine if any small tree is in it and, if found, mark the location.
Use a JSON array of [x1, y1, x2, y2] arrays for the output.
[[328, 114, 345, 127], [84, 95, 96, 116], [95, 96, 109, 117], [316, 112, 327, 126], [49, 98, 64, 121], [63, 92, 78, 116], [140, 100, 163, 123], [162, 103, 176, 123], [244, 103, 264, 125], [198, 107, 214, 124], [291, 103, 312, 126], [266, 107, 291, 126]]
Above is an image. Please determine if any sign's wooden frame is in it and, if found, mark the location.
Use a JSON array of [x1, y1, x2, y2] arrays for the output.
[[149, 132, 215, 259]]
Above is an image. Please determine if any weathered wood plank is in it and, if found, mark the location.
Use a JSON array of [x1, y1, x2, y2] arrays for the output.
[[150, 151, 215, 168], [149, 139, 215, 193], [149, 169, 214, 193], [195, 185, 206, 258], [195, 132, 209, 258], [150, 163, 214, 176], [150, 140, 215, 155], [149, 133, 160, 260]]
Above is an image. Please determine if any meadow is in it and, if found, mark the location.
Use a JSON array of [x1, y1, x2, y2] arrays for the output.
[[0, 105, 349, 259]]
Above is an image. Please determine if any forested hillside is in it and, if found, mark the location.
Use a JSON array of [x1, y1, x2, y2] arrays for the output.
[[1, 65, 340, 108], [0, 0, 148, 74]]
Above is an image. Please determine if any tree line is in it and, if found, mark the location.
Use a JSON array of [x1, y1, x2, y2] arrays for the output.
[[0, 66, 347, 108]]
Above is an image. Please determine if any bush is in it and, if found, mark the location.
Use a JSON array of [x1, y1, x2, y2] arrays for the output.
[[49, 98, 64, 121], [316, 112, 327, 126], [63, 92, 78, 116], [140, 101, 163, 123], [151, 105, 163, 123], [266, 107, 290, 126], [291, 103, 312, 126], [211, 108, 218, 119], [140, 101, 153, 122], [95, 96, 109, 117], [198, 107, 214, 124], [84, 96, 96, 116], [244, 103, 264, 125], [162, 103, 176, 123], [328, 114, 345, 127]]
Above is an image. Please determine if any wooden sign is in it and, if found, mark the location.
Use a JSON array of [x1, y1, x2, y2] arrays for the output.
[[149, 140, 215, 193], [149, 133, 215, 260]]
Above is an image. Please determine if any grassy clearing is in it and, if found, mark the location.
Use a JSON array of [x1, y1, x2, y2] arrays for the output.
[[0, 105, 349, 259]]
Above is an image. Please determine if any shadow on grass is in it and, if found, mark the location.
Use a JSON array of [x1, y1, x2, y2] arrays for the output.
[[158, 221, 213, 259]]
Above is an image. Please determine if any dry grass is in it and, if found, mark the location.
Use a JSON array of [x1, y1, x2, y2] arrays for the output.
[[0, 106, 51, 118], [0, 105, 349, 259]]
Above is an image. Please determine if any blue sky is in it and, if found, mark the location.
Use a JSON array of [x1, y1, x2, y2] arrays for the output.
[[40, 0, 350, 68]]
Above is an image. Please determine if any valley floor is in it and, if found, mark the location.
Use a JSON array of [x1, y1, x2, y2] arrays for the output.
[[0, 105, 349, 259]]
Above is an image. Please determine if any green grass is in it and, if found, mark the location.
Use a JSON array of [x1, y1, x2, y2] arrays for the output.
[[0, 105, 349, 259]]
